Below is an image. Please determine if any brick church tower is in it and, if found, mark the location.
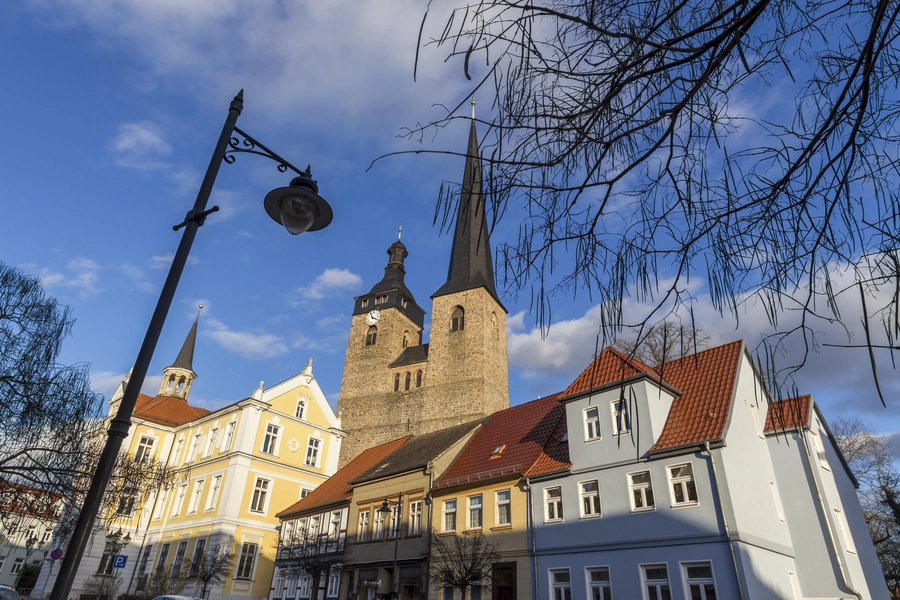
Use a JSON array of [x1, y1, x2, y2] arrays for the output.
[[337, 120, 510, 466]]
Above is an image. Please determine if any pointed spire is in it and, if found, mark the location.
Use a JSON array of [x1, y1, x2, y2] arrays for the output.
[[365, 236, 416, 301], [432, 119, 500, 303], [169, 305, 202, 373]]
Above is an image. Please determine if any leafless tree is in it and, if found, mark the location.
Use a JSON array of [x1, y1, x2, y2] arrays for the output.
[[81, 569, 123, 600], [141, 568, 184, 599], [397, 0, 900, 398], [276, 522, 345, 600], [181, 544, 235, 599], [614, 321, 710, 366], [430, 529, 500, 600]]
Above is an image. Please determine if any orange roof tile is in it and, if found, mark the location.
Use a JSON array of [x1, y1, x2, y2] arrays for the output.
[[563, 347, 657, 397], [132, 393, 212, 427], [435, 394, 566, 491], [651, 340, 744, 450], [764, 395, 811, 432], [527, 410, 571, 477], [276, 436, 411, 518]]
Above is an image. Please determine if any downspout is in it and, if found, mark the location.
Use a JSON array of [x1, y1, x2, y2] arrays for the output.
[[523, 476, 537, 600], [425, 463, 434, 600], [704, 442, 746, 600], [798, 429, 863, 600]]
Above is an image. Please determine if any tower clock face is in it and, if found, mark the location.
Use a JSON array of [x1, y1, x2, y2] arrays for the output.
[[365, 310, 381, 325]]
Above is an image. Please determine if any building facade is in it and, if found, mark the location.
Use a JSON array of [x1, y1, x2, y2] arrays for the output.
[[336, 121, 509, 467], [0, 483, 60, 594], [35, 318, 343, 600]]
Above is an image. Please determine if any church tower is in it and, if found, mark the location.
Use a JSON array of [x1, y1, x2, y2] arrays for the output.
[[337, 120, 509, 466], [157, 306, 201, 400]]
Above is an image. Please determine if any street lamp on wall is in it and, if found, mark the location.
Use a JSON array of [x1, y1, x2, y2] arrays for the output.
[[377, 495, 402, 600], [49, 91, 333, 600]]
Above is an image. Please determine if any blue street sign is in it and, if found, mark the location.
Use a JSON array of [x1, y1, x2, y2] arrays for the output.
[[113, 555, 128, 569]]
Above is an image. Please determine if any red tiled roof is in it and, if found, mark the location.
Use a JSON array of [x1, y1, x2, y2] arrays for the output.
[[132, 393, 212, 427], [563, 347, 657, 397], [434, 394, 566, 491], [764, 395, 811, 432], [652, 340, 744, 450], [527, 410, 571, 477], [276, 436, 411, 518], [0, 481, 64, 519]]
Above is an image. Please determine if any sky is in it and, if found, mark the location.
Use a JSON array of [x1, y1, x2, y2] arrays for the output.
[[2, 1, 899, 454]]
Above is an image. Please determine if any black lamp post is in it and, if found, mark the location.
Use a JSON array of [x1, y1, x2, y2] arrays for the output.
[[49, 91, 333, 600], [377, 495, 402, 600]]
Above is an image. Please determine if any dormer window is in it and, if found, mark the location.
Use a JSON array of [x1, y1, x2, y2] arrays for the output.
[[361, 298, 369, 308], [451, 306, 465, 331], [491, 444, 506, 458], [375, 295, 389, 305], [365, 326, 378, 346], [401, 298, 408, 308]]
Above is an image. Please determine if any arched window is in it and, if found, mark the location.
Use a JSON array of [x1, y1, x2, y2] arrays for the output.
[[365, 326, 378, 346], [394, 374, 400, 392], [402, 332, 409, 348], [404, 372, 411, 391], [416, 370, 423, 387], [295, 399, 306, 420], [176, 376, 186, 392], [167, 374, 176, 390], [451, 306, 465, 332]]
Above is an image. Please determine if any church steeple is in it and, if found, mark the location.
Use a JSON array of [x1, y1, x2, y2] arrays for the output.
[[158, 306, 201, 400], [351, 236, 426, 328], [432, 119, 501, 306]]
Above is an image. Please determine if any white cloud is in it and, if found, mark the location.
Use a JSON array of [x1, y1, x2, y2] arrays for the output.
[[203, 317, 288, 359], [289, 268, 362, 304], [39, 257, 101, 297], [110, 121, 172, 170], [149, 254, 200, 269], [91, 370, 162, 399]]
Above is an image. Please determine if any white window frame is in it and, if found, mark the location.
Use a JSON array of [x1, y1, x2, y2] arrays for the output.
[[667, 462, 699, 506], [172, 483, 188, 517], [579, 480, 601, 518], [387, 504, 401, 539], [770, 480, 786, 523], [611, 399, 631, 435], [834, 507, 857, 554], [641, 563, 670, 600], [373, 510, 385, 540], [187, 478, 205, 514], [586, 566, 611, 600], [170, 438, 183, 465], [171, 539, 188, 577], [187, 432, 202, 462], [549, 569, 572, 600], [329, 511, 342, 539], [409, 500, 423, 535], [205, 474, 222, 512], [262, 423, 280, 455], [811, 424, 831, 470], [298, 575, 311, 597], [443, 499, 457, 532], [134, 435, 156, 463], [750, 402, 764, 439], [235, 541, 258, 580], [205, 427, 219, 457], [545, 486, 564, 522], [153, 486, 169, 520], [305, 436, 321, 467], [250, 477, 270, 513], [788, 571, 802, 600], [357, 510, 370, 542], [681, 561, 718, 600], [629, 470, 655, 512], [584, 406, 601, 441], [496, 490, 511, 526], [295, 397, 307, 420], [326, 571, 340, 597], [224, 420, 237, 451], [468, 494, 483, 529]]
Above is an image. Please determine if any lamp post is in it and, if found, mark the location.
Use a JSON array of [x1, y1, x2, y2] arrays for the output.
[[14, 536, 42, 591], [377, 495, 403, 600], [49, 91, 333, 600]]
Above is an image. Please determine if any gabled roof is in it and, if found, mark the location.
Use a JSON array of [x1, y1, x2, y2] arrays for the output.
[[276, 436, 410, 518], [563, 347, 657, 397], [765, 395, 812, 432], [527, 407, 571, 477], [353, 419, 485, 484], [651, 340, 744, 450], [133, 393, 211, 427], [435, 394, 566, 491], [389, 344, 429, 368]]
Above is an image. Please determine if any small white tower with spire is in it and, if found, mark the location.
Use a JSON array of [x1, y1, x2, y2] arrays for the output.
[[158, 305, 202, 400]]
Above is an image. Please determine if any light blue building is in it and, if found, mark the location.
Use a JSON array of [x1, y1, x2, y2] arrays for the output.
[[528, 340, 888, 600]]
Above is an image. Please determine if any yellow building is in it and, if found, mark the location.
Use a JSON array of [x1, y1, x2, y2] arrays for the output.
[[36, 315, 343, 600]]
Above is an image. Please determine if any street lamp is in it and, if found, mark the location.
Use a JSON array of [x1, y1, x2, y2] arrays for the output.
[[377, 495, 403, 600], [14, 536, 43, 591], [49, 91, 333, 600]]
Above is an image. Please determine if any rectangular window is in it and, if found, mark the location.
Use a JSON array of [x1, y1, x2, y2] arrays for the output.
[[205, 427, 219, 456], [668, 463, 698, 505], [206, 475, 222, 512], [236, 542, 258, 580], [188, 479, 205, 513], [545, 487, 563, 521], [751, 403, 764, 439], [811, 426, 830, 470], [250, 478, 270, 512], [770, 480, 786, 523], [469, 578, 482, 600], [630, 471, 655, 511], [153, 486, 168, 520], [138, 545, 152, 575], [642, 564, 670, 600], [496, 490, 511, 526], [171, 438, 183, 465], [327, 572, 340, 597], [187, 432, 202, 462], [301, 488, 312, 498], [189, 538, 206, 577], [305, 437, 321, 467], [469, 495, 483, 529], [612, 399, 631, 435], [550, 569, 571, 600], [585, 406, 601, 441], [834, 507, 856, 554], [329, 511, 342, 539], [443, 500, 457, 532], [442, 583, 454, 600], [172, 483, 188, 517], [298, 576, 311, 597], [580, 480, 601, 517], [387, 504, 401, 539], [357, 510, 370, 542], [409, 500, 423, 535], [587, 567, 611, 600], [683, 562, 717, 600], [224, 421, 237, 450], [373, 510, 385, 540], [155, 543, 170, 577], [135, 436, 155, 463], [262, 424, 280, 454], [115, 486, 139, 516], [171, 540, 188, 576], [788, 571, 801, 600]]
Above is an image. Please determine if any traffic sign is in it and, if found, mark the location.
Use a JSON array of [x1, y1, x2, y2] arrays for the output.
[[49, 548, 63, 561], [113, 555, 128, 569]]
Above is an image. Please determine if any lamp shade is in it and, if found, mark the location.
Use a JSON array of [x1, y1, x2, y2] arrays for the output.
[[264, 168, 333, 235]]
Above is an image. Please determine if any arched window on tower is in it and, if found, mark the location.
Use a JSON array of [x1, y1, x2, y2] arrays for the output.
[[402, 332, 409, 348], [176, 376, 186, 393], [365, 326, 378, 346], [167, 374, 176, 391], [451, 306, 465, 332], [394, 374, 400, 392], [405, 372, 411, 391], [416, 370, 423, 387]]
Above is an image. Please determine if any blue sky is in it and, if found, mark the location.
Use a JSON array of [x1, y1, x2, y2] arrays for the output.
[[2, 1, 898, 450]]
